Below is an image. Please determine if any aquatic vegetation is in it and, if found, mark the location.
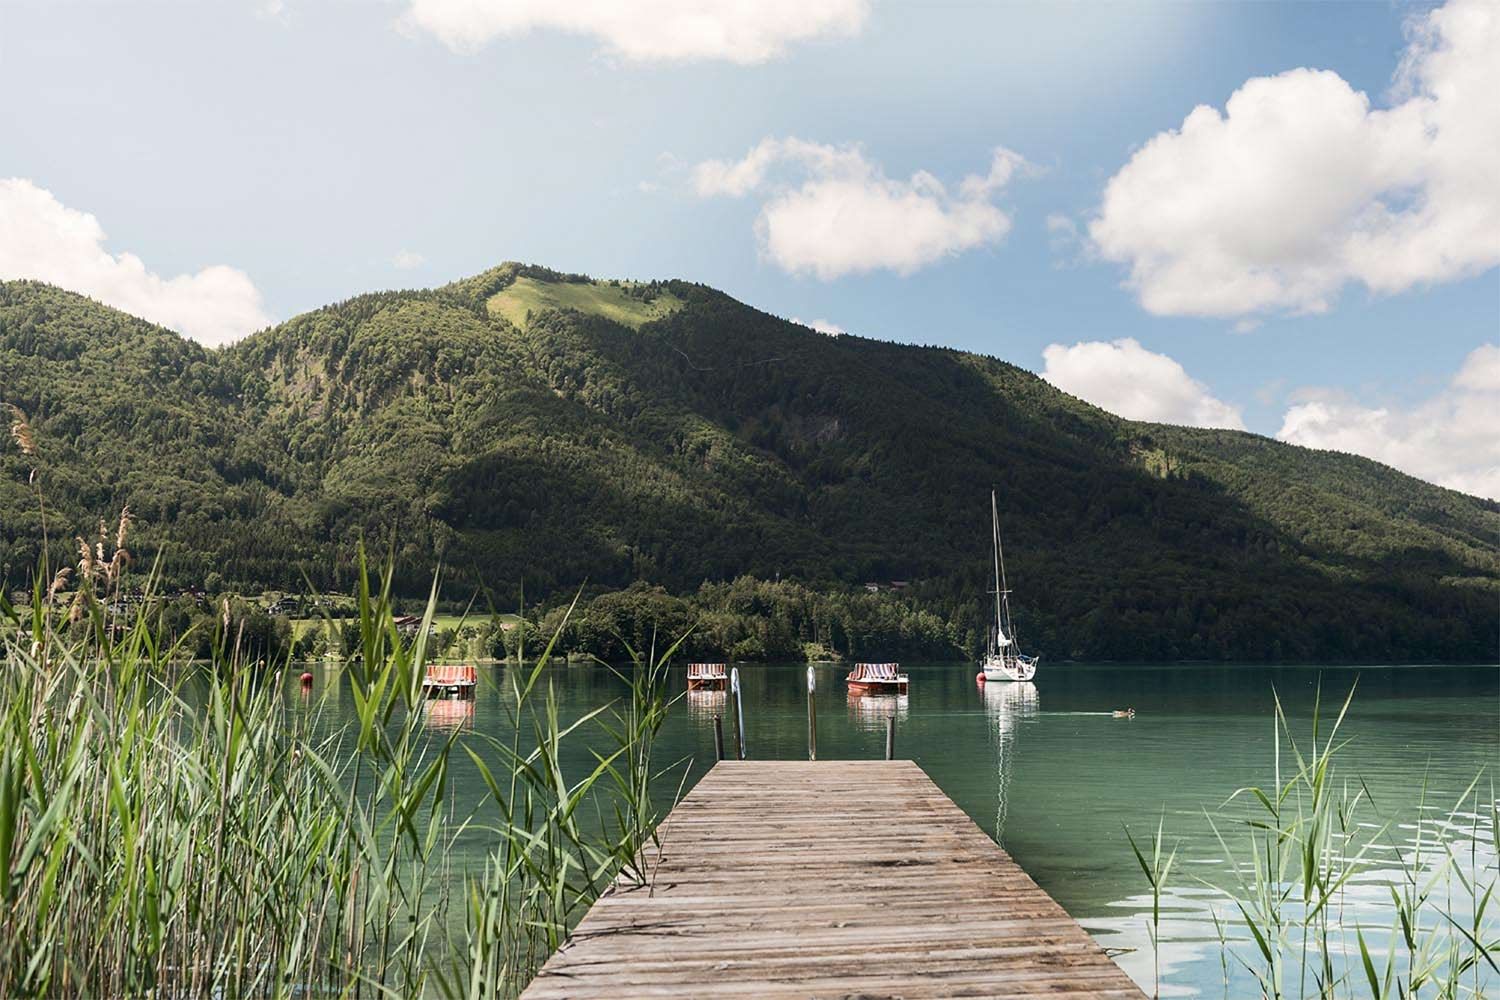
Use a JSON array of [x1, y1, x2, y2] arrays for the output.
[[0, 552, 682, 999], [1125, 812, 1179, 999], [1136, 682, 1498, 999]]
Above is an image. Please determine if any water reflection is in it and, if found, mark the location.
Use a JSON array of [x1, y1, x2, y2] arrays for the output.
[[846, 691, 908, 728], [685, 688, 727, 724], [422, 698, 475, 733], [981, 680, 1038, 844], [282, 660, 1498, 998]]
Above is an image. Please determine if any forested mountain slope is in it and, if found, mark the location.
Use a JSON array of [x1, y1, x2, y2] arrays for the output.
[[2, 266, 1495, 661]]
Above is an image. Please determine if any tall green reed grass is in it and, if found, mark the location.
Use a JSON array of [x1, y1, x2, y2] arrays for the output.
[[1137, 681, 1497, 1000], [0, 553, 684, 999]]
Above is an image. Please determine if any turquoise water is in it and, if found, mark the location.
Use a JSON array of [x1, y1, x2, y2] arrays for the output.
[[300, 661, 1499, 997]]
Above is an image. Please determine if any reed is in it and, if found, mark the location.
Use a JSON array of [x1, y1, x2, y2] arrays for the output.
[[1125, 811, 1178, 999], [1135, 681, 1497, 999], [0, 548, 682, 999]]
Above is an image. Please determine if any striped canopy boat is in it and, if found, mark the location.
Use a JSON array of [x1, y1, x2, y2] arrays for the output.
[[846, 662, 908, 695], [421, 664, 477, 700], [686, 662, 729, 690]]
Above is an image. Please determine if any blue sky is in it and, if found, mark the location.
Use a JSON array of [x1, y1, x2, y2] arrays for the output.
[[2, 0, 1496, 495]]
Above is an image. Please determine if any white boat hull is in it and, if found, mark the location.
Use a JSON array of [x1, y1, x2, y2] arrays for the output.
[[981, 654, 1037, 682]]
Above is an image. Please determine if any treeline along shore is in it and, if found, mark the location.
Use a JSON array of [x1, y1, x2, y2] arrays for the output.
[[47, 571, 1496, 668]]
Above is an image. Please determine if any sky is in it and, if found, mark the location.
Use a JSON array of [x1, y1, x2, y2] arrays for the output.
[[1, 0, 1497, 497]]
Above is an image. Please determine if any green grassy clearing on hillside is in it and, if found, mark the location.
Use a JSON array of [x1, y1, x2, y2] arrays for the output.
[[487, 276, 683, 329]]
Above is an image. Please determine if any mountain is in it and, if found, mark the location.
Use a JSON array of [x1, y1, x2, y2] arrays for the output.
[[2, 265, 1496, 661]]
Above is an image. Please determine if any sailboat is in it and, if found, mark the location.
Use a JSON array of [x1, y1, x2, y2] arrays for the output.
[[979, 490, 1039, 683]]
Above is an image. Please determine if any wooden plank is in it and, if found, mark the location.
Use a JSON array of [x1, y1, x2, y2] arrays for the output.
[[521, 760, 1143, 999]]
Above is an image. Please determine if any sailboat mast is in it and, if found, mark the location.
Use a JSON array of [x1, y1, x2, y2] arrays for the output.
[[991, 490, 1004, 642], [994, 492, 1016, 649]]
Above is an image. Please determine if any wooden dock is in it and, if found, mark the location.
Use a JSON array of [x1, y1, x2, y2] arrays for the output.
[[521, 760, 1143, 998]]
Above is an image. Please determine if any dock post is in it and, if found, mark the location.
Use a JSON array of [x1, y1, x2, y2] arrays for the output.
[[730, 667, 746, 760], [885, 713, 896, 760], [712, 714, 725, 761], [806, 666, 817, 761]]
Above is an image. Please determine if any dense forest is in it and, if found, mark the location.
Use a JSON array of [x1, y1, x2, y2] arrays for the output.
[[2, 265, 1496, 662]]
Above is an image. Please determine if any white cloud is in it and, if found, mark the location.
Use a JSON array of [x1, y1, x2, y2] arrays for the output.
[[0, 178, 270, 347], [1041, 338, 1246, 429], [392, 249, 425, 270], [1277, 344, 1500, 498], [1453, 342, 1500, 392], [401, 0, 867, 63], [1090, 0, 1500, 319], [694, 138, 1028, 280], [791, 316, 844, 336]]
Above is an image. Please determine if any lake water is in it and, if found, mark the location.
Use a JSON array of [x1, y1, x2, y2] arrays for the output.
[[298, 661, 1498, 997]]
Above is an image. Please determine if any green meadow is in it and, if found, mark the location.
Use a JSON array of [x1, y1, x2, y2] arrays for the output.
[[486, 275, 683, 329]]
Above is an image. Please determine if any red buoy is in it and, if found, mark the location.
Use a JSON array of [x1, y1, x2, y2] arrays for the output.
[[975, 671, 986, 685], [299, 671, 314, 687]]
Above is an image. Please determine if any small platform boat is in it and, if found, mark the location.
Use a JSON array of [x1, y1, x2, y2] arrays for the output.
[[846, 662, 908, 695], [422, 664, 477, 700], [687, 662, 729, 690]]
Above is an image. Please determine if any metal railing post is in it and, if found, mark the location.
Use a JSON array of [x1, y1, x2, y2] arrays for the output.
[[806, 666, 817, 761], [731, 667, 746, 760]]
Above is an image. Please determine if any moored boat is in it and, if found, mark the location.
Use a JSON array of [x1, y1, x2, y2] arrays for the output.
[[846, 662, 908, 695], [422, 664, 477, 699], [686, 662, 728, 690], [979, 490, 1039, 684]]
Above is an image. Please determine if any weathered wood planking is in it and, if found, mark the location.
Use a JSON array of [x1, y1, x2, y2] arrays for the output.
[[521, 760, 1143, 998]]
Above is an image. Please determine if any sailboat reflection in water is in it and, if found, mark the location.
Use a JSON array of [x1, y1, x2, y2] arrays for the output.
[[983, 680, 1038, 844]]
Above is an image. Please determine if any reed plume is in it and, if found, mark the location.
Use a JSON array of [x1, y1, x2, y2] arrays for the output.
[[7, 404, 36, 457], [115, 504, 132, 550], [7, 404, 48, 565], [76, 536, 96, 583], [45, 566, 70, 602]]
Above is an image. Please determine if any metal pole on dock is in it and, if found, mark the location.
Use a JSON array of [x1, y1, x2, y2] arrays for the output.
[[885, 713, 896, 760], [806, 666, 817, 761], [730, 667, 746, 760], [712, 714, 725, 761]]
